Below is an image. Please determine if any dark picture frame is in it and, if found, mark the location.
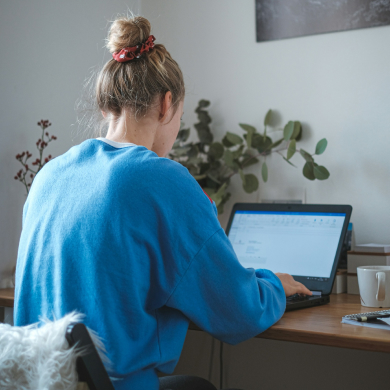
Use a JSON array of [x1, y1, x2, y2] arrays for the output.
[[256, 0, 390, 42]]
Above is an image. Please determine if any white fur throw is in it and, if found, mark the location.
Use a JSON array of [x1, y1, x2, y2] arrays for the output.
[[0, 312, 99, 390]]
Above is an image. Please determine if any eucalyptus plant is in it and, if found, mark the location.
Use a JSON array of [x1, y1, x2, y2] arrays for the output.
[[169, 100, 329, 213]]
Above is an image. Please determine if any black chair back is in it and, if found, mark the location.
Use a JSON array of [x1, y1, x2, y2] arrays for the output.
[[66, 323, 115, 390]]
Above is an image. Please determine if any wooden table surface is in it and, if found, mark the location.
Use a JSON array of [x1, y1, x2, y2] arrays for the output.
[[2, 289, 390, 353], [190, 294, 390, 353], [258, 294, 390, 353]]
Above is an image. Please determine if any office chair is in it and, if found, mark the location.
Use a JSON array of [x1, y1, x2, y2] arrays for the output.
[[0, 317, 241, 390], [0, 314, 113, 390], [66, 323, 115, 390]]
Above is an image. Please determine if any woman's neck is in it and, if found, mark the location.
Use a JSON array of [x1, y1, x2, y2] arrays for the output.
[[105, 113, 158, 149]]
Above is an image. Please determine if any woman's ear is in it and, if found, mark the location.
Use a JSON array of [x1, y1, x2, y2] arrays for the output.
[[101, 111, 108, 119], [159, 91, 173, 122]]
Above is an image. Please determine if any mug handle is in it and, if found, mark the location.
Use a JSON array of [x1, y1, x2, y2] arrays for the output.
[[376, 272, 386, 301]]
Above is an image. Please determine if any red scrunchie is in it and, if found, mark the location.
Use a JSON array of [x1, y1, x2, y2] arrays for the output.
[[112, 35, 156, 63]]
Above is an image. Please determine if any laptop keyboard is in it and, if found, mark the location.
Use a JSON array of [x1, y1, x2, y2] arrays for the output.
[[286, 294, 318, 303]]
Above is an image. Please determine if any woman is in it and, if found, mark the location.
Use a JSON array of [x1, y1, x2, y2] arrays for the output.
[[14, 15, 310, 390]]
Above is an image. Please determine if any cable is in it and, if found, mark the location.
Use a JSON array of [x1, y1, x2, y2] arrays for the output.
[[219, 341, 224, 389], [208, 337, 215, 382]]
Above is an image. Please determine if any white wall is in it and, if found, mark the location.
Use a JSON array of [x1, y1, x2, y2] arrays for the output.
[[140, 1, 390, 389], [142, 0, 390, 241], [0, 0, 140, 280]]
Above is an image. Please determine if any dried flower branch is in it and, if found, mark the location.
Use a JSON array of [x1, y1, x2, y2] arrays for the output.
[[14, 120, 57, 195]]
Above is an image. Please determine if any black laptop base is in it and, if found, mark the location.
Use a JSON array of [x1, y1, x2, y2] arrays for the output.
[[285, 294, 330, 311]]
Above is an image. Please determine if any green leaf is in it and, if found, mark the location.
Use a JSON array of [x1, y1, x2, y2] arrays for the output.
[[210, 160, 221, 169], [256, 136, 273, 154], [188, 144, 199, 158], [269, 138, 284, 149], [197, 99, 210, 108], [197, 129, 213, 144], [231, 145, 244, 160], [287, 139, 296, 160], [197, 110, 212, 125], [239, 169, 246, 185], [222, 135, 234, 147], [315, 138, 328, 155], [206, 172, 221, 185], [208, 142, 224, 159], [283, 121, 294, 141], [243, 174, 259, 193], [210, 182, 228, 207], [216, 191, 231, 214], [264, 109, 273, 126], [173, 146, 191, 156], [251, 133, 262, 148], [205, 177, 219, 190], [239, 123, 257, 133], [187, 157, 203, 165], [262, 162, 268, 182], [199, 162, 211, 174], [225, 132, 243, 145], [194, 174, 207, 180], [194, 122, 207, 132], [243, 131, 255, 149], [314, 165, 330, 180], [300, 149, 314, 163], [246, 131, 252, 148], [223, 150, 238, 169], [241, 124, 257, 149], [282, 155, 297, 167], [303, 162, 315, 180], [291, 121, 301, 140], [177, 128, 190, 142], [241, 156, 259, 168]]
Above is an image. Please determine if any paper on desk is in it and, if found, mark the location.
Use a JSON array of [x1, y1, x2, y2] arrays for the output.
[[341, 317, 390, 330], [378, 317, 390, 326]]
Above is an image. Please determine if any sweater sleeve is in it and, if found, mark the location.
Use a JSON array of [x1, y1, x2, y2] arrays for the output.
[[165, 228, 286, 345]]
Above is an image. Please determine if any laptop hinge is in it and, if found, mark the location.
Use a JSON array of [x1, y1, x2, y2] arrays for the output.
[[311, 291, 322, 296]]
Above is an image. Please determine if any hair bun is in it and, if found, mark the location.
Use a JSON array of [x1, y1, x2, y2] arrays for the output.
[[107, 16, 151, 53]]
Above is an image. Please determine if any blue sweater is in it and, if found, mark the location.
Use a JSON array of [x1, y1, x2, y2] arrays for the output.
[[14, 138, 286, 390]]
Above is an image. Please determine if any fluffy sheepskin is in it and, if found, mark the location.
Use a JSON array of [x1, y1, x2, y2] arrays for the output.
[[0, 312, 102, 390]]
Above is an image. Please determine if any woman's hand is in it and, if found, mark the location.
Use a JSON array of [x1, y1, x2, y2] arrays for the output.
[[275, 273, 312, 297]]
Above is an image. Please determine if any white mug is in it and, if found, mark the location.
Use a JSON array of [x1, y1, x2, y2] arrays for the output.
[[357, 266, 390, 308]]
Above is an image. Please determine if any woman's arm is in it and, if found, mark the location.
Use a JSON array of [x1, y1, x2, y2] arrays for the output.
[[165, 228, 286, 345]]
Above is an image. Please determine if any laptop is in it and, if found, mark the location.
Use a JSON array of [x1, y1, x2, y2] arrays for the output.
[[225, 203, 353, 311]]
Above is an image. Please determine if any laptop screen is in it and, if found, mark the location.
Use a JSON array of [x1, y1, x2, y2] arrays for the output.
[[227, 211, 346, 280]]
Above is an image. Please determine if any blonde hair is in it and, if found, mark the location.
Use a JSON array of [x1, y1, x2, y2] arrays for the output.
[[96, 16, 185, 119]]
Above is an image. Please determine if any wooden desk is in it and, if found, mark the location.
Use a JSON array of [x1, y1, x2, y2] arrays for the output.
[[191, 294, 390, 353], [2, 289, 390, 353]]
